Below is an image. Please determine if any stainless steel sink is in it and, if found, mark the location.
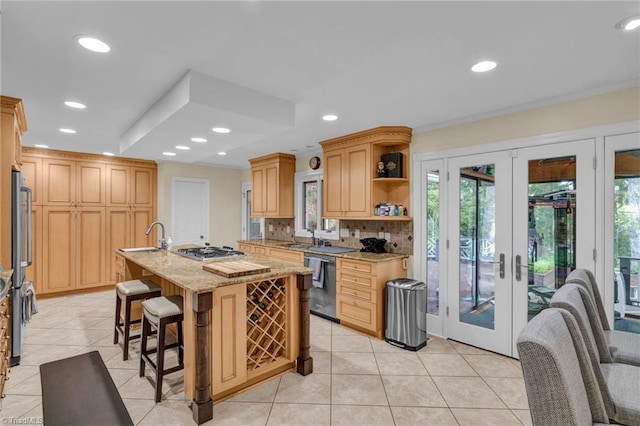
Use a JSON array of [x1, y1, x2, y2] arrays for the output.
[[285, 244, 313, 249]]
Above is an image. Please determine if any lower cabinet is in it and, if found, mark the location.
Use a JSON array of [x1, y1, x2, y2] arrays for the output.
[[42, 207, 106, 294], [336, 257, 406, 339], [212, 283, 247, 393], [106, 208, 155, 285], [1, 282, 12, 397]]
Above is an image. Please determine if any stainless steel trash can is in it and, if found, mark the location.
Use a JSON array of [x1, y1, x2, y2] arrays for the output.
[[385, 278, 427, 351]]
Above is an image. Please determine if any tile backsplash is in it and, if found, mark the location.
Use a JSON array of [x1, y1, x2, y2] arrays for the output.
[[264, 218, 413, 255]]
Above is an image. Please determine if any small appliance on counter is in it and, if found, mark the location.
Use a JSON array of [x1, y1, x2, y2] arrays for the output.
[[360, 238, 387, 253]]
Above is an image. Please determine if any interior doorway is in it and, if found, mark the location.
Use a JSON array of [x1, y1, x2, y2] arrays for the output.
[[171, 177, 209, 245]]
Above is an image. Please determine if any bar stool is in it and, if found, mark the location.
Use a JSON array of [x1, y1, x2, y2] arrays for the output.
[[139, 295, 184, 402], [114, 279, 162, 360]]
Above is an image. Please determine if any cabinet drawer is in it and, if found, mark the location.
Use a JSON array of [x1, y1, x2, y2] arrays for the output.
[[253, 246, 268, 257], [338, 258, 374, 275], [337, 295, 376, 331], [337, 282, 375, 302], [337, 270, 374, 289], [268, 248, 303, 265], [237, 243, 253, 253]]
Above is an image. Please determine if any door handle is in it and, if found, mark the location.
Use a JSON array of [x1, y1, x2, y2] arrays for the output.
[[516, 255, 528, 282], [488, 253, 505, 279]]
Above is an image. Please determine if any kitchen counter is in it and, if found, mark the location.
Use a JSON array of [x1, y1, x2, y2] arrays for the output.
[[237, 239, 409, 262], [0, 269, 13, 302], [115, 249, 313, 425], [117, 249, 313, 293]]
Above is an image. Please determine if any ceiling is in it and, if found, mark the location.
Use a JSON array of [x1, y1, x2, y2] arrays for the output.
[[1, 1, 639, 168]]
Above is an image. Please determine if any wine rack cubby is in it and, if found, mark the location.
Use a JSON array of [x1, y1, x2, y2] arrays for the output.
[[246, 278, 288, 373]]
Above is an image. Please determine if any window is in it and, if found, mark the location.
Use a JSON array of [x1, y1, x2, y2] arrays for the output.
[[241, 182, 264, 240], [295, 170, 339, 240]]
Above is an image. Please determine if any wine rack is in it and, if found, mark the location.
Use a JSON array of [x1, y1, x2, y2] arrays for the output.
[[246, 278, 288, 373]]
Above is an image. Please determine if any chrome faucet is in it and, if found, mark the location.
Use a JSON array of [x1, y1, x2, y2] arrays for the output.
[[145, 221, 167, 250]]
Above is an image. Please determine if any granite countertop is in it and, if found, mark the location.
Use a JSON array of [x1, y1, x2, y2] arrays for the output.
[[0, 269, 13, 302], [237, 239, 409, 262], [117, 249, 313, 294]]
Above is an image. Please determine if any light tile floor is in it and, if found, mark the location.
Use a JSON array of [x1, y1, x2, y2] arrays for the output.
[[0, 290, 532, 425]]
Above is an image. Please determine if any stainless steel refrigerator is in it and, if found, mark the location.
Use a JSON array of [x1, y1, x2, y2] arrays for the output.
[[11, 170, 35, 365]]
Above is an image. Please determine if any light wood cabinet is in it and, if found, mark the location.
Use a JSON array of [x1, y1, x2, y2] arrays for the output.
[[336, 257, 406, 338], [266, 247, 304, 266], [212, 283, 247, 393], [20, 155, 42, 205], [0, 97, 27, 269], [107, 165, 156, 209], [249, 153, 295, 218], [23, 147, 157, 294], [320, 126, 412, 220]]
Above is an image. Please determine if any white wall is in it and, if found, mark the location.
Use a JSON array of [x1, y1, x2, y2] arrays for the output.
[[412, 86, 640, 154], [157, 161, 243, 247]]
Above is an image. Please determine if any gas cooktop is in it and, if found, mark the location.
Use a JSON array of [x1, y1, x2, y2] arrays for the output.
[[173, 246, 244, 261]]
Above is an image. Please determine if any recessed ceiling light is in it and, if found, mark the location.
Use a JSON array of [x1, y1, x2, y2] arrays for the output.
[[322, 114, 338, 121], [471, 60, 497, 73], [35, 144, 49, 148], [616, 15, 640, 30], [175, 145, 190, 150], [64, 101, 86, 109], [212, 127, 230, 134], [103, 152, 115, 156], [217, 152, 227, 156], [163, 152, 176, 156], [59, 128, 76, 134], [191, 137, 207, 143], [77, 36, 110, 53]]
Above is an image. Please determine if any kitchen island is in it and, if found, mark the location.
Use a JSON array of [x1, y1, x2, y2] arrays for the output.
[[115, 249, 314, 424]]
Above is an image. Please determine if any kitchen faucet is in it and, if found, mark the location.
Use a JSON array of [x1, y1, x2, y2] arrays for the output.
[[146, 221, 167, 250]]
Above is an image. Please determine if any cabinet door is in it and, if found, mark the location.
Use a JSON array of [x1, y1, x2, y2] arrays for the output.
[[323, 150, 345, 217], [251, 167, 265, 216], [106, 164, 130, 207], [131, 167, 155, 208], [106, 208, 131, 284], [131, 209, 155, 247], [20, 156, 42, 205], [264, 163, 279, 215], [344, 144, 371, 217], [43, 159, 75, 205], [76, 162, 106, 206], [76, 208, 106, 288], [212, 283, 247, 392], [42, 207, 76, 293]]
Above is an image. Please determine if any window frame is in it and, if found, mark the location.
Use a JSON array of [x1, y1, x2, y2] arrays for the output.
[[294, 169, 339, 240]]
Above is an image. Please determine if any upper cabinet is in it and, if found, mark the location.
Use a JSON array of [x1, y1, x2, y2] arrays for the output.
[[106, 164, 156, 208], [249, 153, 295, 218], [0, 96, 27, 171], [320, 126, 412, 220], [42, 158, 106, 206]]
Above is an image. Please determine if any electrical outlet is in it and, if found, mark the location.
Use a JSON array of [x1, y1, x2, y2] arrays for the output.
[[384, 232, 391, 242], [286, 226, 290, 233], [354, 229, 360, 238], [269, 224, 274, 232], [378, 232, 385, 239], [340, 228, 349, 238]]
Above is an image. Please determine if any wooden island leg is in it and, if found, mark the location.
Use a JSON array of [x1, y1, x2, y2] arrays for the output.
[[191, 292, 213, 424], [296, 273, 313, 376]]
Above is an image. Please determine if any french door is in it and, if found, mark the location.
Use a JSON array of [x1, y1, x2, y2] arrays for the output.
[[444, 140, 595, 357]]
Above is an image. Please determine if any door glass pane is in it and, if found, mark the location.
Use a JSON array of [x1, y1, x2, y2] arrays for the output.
[[614, 149, 640, 334], [426, 171, 440, 316], [526, 156, 576, 320], [459, 165, 495, 330]]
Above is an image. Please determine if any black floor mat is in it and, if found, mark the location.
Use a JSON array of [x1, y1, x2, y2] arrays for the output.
[[39, 351, 133, 426]]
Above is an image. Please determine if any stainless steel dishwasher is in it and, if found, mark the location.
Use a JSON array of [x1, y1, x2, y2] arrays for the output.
[[304, 253, 339, 322]]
